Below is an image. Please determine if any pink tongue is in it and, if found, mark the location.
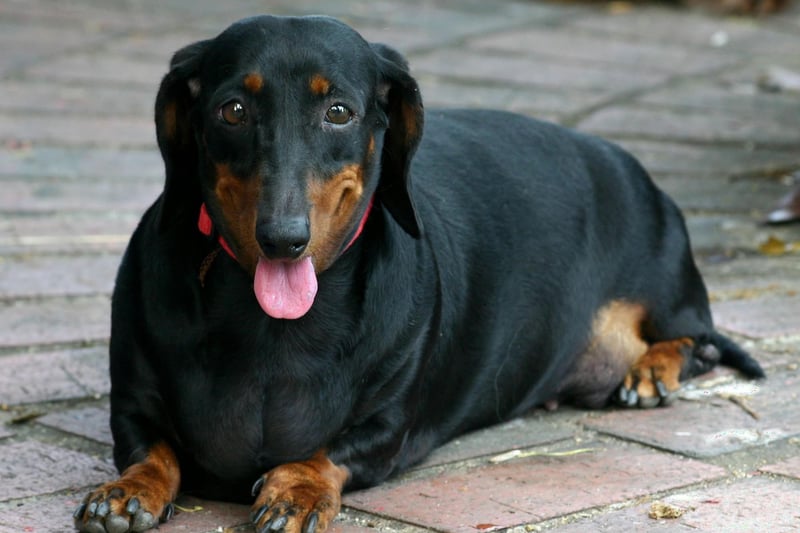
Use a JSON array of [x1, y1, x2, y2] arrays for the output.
[[254, 256, 318, 319]]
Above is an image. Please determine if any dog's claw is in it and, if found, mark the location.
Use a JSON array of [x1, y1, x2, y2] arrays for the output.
[[96, 500, 110, 518], [251, 505, 268, 524], [269, 514, 288, 531], [655, 380, 669, 399], [162, 502, 175, 522], [625, 387, 639, 407], [73, 503, 87, 520], [252, 476, 265, 496], [615, 386, 628, 406], [303, 511, 319, 533], [126, 496, 140, 515]]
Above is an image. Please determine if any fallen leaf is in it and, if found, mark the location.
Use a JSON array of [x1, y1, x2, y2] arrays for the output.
[[757, 236, 800, 256], [607, 1, 633, 14], [489, 447, 596, 464], [649, 501, 687, 519], [174, 504, 203, 513]]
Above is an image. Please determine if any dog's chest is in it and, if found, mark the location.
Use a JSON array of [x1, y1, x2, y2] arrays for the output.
[[168, 344, 351, 480]]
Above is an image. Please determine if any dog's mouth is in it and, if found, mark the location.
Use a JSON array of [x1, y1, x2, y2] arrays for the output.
[[253, 256, 318, 320]]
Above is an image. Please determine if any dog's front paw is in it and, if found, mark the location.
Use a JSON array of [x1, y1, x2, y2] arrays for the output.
[[250, 451, 348, 533], [73, 482, 174, 533]]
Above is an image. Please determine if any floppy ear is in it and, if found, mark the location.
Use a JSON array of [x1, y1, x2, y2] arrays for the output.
[[154, 40, 209, 232], [372, 43, 424, 238]]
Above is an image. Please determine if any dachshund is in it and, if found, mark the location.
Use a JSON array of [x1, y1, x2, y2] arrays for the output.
[[74, 15, 764, 533]]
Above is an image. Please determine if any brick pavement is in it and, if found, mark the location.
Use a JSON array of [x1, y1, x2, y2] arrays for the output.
[[1, 0, 799, 531]]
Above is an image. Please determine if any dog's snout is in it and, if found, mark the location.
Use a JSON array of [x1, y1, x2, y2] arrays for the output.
[[257, 217, 310, 260]]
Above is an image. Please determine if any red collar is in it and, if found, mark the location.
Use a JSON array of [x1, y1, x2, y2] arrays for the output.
[[197, 197, 373, 261]]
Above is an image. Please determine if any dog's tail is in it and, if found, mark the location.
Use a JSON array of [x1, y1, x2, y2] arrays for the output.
[[689, 331, 765, 379], [712, 331, 765, 378]]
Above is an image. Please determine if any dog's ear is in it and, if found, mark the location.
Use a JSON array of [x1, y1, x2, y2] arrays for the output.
[[372, 43, 424, 238], [154, 40, 209, 232]]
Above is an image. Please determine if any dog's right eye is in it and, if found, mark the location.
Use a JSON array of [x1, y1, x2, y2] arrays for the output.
[[218, 101, 247, 126]]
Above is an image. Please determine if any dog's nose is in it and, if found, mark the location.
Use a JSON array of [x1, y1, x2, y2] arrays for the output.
[[257, 217, 310, 260]]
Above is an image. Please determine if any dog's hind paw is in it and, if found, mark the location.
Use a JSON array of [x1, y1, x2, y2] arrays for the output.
[[614, 338, 693, 409]]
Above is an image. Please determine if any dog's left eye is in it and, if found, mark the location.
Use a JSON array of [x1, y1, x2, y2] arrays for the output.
[[325, 104, 353, 126], [218, 101, 247, 126]]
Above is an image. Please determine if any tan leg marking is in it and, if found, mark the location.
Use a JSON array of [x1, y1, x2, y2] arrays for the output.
[[251, 450, 349, 533]]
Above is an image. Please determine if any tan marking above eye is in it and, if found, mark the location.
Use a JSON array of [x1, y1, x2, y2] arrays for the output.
[[243, 72, 264, 94], [309, 74, 331, 96]]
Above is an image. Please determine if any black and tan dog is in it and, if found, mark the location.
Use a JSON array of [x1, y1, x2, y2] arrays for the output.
[[74, 15, 763, 533]]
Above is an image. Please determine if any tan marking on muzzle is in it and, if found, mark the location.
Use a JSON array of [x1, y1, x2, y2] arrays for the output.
[[213, 163, 262, 272], [306, 164, 364, 272]]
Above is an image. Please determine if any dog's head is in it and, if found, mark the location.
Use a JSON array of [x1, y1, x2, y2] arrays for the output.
[[154, 15, 423, 319]]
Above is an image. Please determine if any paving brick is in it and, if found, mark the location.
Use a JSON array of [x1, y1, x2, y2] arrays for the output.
[[0, 147, 162, 180], [102, 31, 211, 61], [0, 19, 111, 75], [0, 491, 87, 533], [683, 213, 799, 255], [0, 81, 154, 117], [345, 0, 566, 52], [411, 49, 666, 92], [713, 295, 800, 339], [0, 212, 137, 256], [0, 494, 391, 533], [418, 410, 577, 469], [617, 139, 799, 179], [0, 0, 194, 32], [351, 0, 566, 38], [0, 441, 114, 502], [23, 53, 165, 89], [418, 79, 608, 120], [0, 114, 155, 148], [147, 495, 250, 533], [38, 406, 112, 445], [470, 26, 734, 76], [568, 6, 778, 48], [345, 441, 726, 532], [578, 106, 800, 147], [0, 348, 109, 405], [586, 369, 800, 458], [653, 175, 787, 214], [0, 176, 160, 212], [639, 81, 800, 117], [761, 455, 800, 479], [0, 297, 110, 350], [700, 256, 800, 295], [555, 476, 800, 532], [0, 254, 119, 299]]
